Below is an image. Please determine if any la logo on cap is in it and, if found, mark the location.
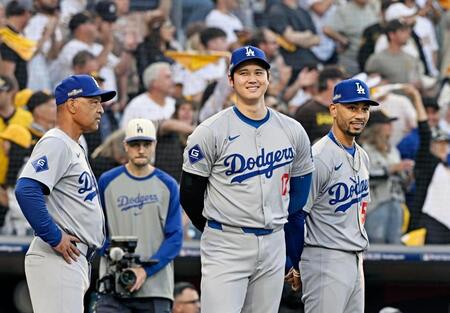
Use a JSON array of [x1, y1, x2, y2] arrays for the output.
[[136, 124, 143, 134], [355, 82, 365, 95], [245, 46, 255, 57]]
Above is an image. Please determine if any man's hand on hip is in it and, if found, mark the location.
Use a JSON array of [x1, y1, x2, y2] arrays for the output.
[[53, 232, 81, 264]]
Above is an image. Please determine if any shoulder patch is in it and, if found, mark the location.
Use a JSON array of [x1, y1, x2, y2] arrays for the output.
[[188, 144, 205, 164], [32, 156, 49, 173]]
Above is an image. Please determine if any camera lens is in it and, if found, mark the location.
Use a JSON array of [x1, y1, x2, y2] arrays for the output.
[[119, 269, 137, 288]]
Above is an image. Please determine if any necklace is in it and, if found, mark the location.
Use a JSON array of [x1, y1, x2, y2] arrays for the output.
[[331, 130, 361, 173]]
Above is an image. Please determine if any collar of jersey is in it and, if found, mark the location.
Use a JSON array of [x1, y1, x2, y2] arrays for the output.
[[327, 131, 355, 157], [123, 165, 157, 181], [232, 106, 270, 129]]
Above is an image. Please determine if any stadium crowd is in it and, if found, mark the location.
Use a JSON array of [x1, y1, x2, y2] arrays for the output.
[[0, 0, 450, 247]]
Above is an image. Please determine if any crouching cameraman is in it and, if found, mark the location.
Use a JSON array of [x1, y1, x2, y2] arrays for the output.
[[96, 119, 183, 312]]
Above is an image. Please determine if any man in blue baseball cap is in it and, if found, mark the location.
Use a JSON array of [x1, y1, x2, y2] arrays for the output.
[[181, 44, 315, 313], [289, 78, 377, 313], [15, 74, 116, 313]]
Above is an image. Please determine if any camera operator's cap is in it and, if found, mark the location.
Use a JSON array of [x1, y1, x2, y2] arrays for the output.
[[125, 119, 156, 142], [229, 45, 270, 75], [385, 3, 417, 22], [55, 74, 116, 105], [333, 78, 379, 106], [95, 0, 118, 22]]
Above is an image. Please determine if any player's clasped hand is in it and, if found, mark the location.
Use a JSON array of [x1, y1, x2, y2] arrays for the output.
[[285, 267, 302, 292], [53, 232, 81, 264], [127, 267, 147, 293]]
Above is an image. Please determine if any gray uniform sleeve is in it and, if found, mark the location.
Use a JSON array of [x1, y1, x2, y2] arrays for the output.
[[182, 124, 215, 177], [303, 157, 330, 213], [20, 137, 71, 191], [291, 125, 315, 177]]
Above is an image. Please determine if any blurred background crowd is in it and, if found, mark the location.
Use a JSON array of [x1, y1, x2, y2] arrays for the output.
[[0, 0, 450, 246]]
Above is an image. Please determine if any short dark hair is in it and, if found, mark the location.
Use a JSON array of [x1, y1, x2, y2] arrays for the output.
[[385, 19, 410, 35], [246, 29, 265, 47], [174, 282, 196, 298], [318, 66, 346, 91], [423, 97, 439, 111], [5, 0, 28, 17], [27, 91, 54, 113], [72, 50, 96, 68], [69, 12, 92, 33], [199, 27, 227, 47]]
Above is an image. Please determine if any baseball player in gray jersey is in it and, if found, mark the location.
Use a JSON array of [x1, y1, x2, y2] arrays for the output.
[[180, 45, 314, 313], [298, 78, 379, 313], [15, 75, 116, 313]]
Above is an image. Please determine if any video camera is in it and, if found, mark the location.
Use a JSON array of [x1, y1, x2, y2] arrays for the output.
[[96, 236, 157, 297]]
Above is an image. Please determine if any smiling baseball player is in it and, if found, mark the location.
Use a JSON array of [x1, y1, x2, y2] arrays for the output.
[[297, 79, 378, 313], [180, 45, 314, 313]]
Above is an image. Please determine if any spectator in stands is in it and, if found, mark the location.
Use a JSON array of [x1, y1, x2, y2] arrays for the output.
[[6, 91, 56, 187], [0, 0, 31, 89], [397, 97, 441, 160], [323, 0, 378, 75], [50, 11, 133, 97], [122, 62, 176, 126], [284, 65, 319, 113], [306, 0, 338, 64], [370, 78, 417, 146], [177, 27, 228, 101], [172, 282, 201, 313], [358, 0, 393, 72], [135, 16, 180, 92], [408, 84, 450, 243], [366, 20, 423, 86], [24, 0, 63, 91], [72, 50, 101, 76], [0, 124, 32, 235], [155, 99, 196, 182], [248, 28, 292, 98], [0, 75, 32, 187], [360, 110, 413, 244], [387, 1, 439, 77], [205, 0, 244, 49], [267, 0, 320, 81], [374, 2, 431, 79], [90, 129, 127, 178], [294, 66, 345, 144]]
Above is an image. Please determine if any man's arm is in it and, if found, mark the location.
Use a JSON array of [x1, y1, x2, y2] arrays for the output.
[[284, 173, 312, 271], [144, 179, 183, 277], [15, 178, 81, 263], [179, 171, 208, 232]]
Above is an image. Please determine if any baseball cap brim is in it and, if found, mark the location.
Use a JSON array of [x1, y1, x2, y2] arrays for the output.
[[230, 58, 270, 75], [84, 89, 117, 103], [337, 97, 380, 106], [125, 136, 156, 142]]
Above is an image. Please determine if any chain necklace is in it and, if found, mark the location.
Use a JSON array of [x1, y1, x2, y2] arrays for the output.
[[331, 130, 361, 173]]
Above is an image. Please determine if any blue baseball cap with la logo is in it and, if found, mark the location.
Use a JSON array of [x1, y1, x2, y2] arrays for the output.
[[55, 74, 117, 105], [229, 45, 270, 75], [332, 79, 379, 106]]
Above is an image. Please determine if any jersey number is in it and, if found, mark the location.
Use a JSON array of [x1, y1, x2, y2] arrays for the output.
[[281, 173, 290, 196], [360, 201, 368, 225]]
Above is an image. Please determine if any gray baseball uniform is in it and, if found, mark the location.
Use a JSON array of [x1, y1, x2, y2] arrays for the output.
[[183, 106, 314, 313], [19, 128, 104, 313], [300, 133, 370, 313]]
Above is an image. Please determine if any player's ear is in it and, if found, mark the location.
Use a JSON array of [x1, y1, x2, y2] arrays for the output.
[[66, 98, 77, 114], [228, 74, 234, 88], [329, 103, 337, 118]]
